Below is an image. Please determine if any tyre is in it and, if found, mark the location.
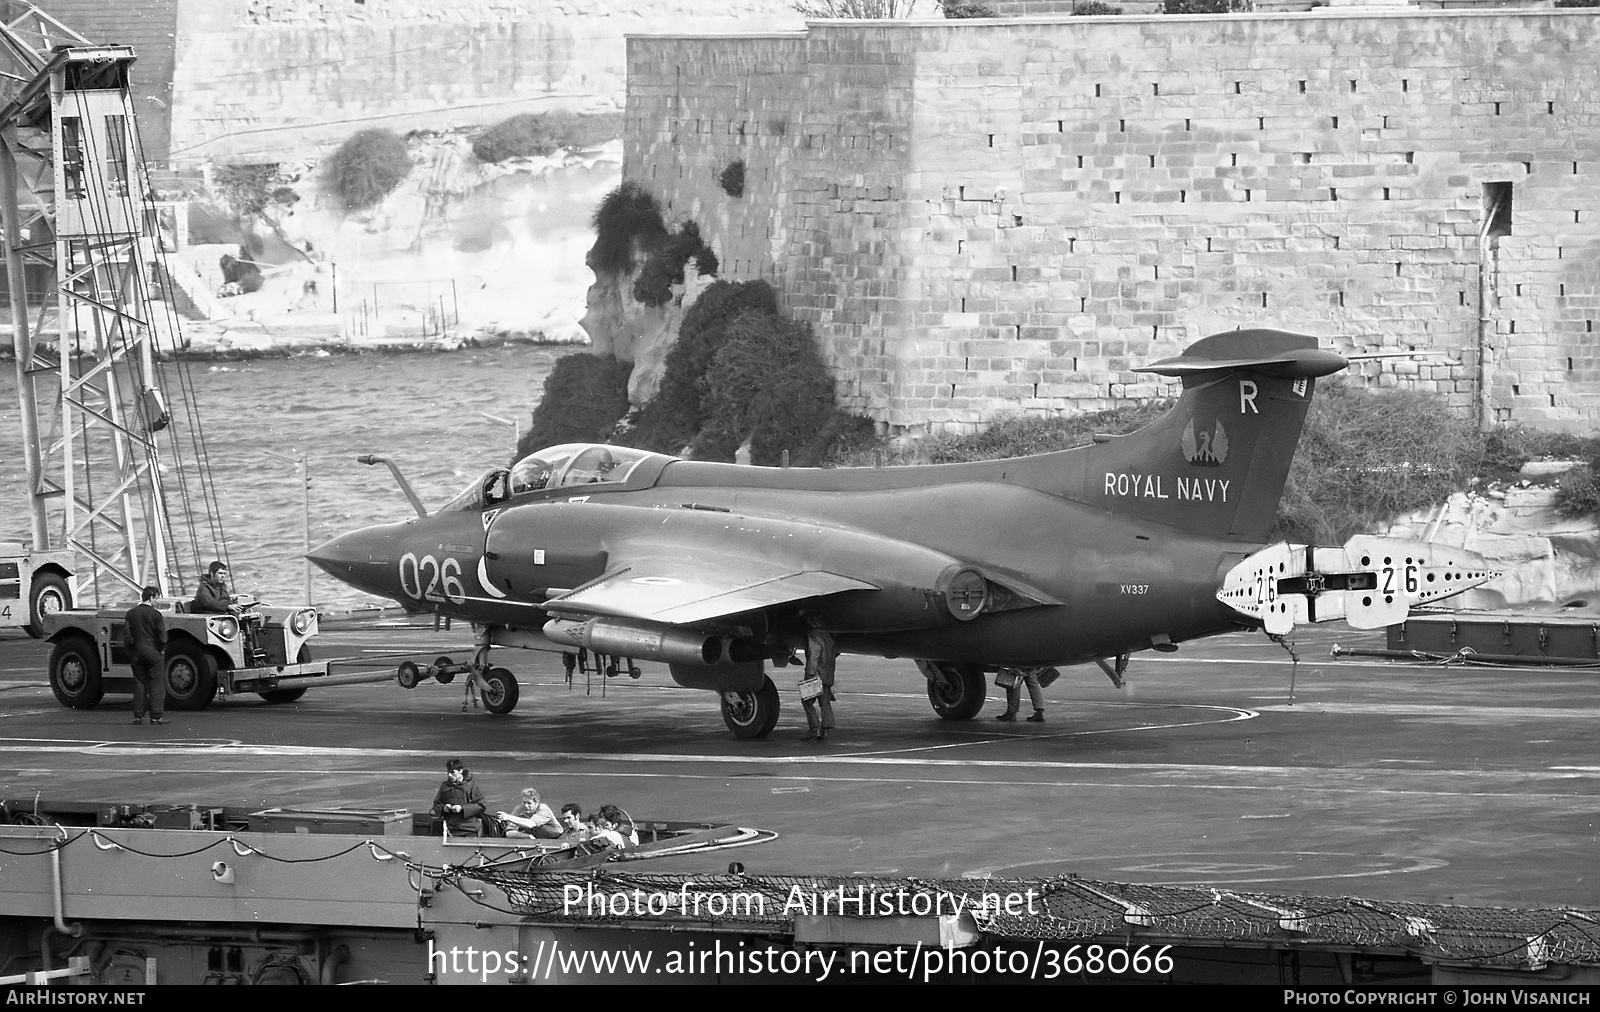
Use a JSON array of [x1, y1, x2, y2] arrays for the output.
[[259, 646, 310, 704], [165, 641, 219, 710], [49, 634, 103, 709], [720, 675, 780, 739], [396, 660, 421, 689], [25, 572, 71, 639], [922, 661, 986, 720], [433, 655, 456, 684], [481, 666, 519, 715]]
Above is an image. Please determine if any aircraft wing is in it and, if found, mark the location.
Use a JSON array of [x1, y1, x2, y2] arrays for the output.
[[542, 560, 879, 626]]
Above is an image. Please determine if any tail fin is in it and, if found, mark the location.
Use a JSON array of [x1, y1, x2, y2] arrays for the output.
[[1072, 329, 1346, 542]]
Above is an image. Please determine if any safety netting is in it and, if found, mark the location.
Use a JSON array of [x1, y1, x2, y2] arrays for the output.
[[458, 868, 1600, 971]]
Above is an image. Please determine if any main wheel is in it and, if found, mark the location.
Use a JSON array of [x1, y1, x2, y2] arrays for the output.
[[25, 572, 71, 639], [481, 666, 519, 715], [921, 661, 986, 720], [720, 675, 780, 739], [259, 646, 310, 703], [49, 634, 103, 708], [165, 641, 219, 710]]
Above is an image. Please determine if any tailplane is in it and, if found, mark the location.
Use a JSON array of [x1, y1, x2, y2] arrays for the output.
[[1069, 329, 1347, 542]]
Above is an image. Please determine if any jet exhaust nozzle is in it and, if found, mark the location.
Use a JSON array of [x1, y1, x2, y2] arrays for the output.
[[543, 617, 724, 666]]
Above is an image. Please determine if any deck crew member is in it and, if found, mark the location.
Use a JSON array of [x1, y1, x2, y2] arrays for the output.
[[498, 788, 563, 839], [123, 586, 167, 726], [191, 561, 236, 615], [430, 758, 487, 837], [800, 627, 838, 742], [995, 666, 1054, 723]]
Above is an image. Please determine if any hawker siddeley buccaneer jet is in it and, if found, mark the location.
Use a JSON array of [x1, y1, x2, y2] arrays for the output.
[[308, 328, 1498, 737]]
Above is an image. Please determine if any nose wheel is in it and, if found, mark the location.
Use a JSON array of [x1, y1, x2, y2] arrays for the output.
[[393, 650, 520, 715]]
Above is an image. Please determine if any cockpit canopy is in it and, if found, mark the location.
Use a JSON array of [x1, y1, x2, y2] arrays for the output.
[[510, 443, 655, 493], [439, 444, 660, 513]]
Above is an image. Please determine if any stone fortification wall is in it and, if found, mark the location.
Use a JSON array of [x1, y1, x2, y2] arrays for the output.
[[626, 12, 1600, 431], [31, 0, 178, 163], [163, 0, 801, 163]]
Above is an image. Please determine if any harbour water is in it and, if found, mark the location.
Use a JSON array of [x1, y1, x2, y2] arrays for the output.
[[0, 345, 565, 611]]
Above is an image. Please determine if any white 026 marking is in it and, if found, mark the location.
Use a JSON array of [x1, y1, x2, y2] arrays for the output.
[[399, 553, 466, 605]]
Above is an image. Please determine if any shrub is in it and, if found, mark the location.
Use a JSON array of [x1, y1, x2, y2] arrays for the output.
[[1272, 380, 1484, 544], [517, 354, 634, 457], [938, 0, 996, 15], [588, 181, 669, 277], [1164, 0, 1251, 10], [211, 164, 289, 217], [1074, 1, 1124, 13], [693, 312, 838, 465], [323, 129, 411, 211], [471, 112, 620, 163], [825, 402, 1168, 467], [718, 160, 745, 198], [630, 280, 780, 454], [1555, 0, 1599, 7], [794, 0, 919, 15], [1555, 463, 1600, 518], [632, 221, 719, 308]]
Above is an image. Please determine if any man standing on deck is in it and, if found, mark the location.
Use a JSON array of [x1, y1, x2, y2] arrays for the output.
[[123, 586, 167, 726]]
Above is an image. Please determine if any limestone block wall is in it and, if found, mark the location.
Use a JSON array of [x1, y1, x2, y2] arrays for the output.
[[626, 11, 1600, 431]]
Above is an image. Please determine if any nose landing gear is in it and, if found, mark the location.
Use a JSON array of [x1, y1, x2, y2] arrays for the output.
[[393, 647, 520, 715]]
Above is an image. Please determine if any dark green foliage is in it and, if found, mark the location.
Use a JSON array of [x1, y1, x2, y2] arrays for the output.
[[589, 181, 669, 276], [1272, 380, 1484, 544], [938, 0, 996, 15], [517, 354, 633, 458], [211, 164, 289, 217], [1164, 0, 1249, 10], [1555, 463, 1600, 517], [1555, 0, 1599, 7], [632, 221, 719, 308], [692, 312, 838, 466], [630, 280, 780, 454], [718, 160, 745, 198], [825, 403, 1168, 467], [1074, 1, 1124, 13], [323, 129, 411, 211], [1478, 425, 1600, 485], [471, 112, 620, 163]]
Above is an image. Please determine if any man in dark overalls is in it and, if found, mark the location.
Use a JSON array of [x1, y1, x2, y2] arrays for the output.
[[123, 586, 167, 726]]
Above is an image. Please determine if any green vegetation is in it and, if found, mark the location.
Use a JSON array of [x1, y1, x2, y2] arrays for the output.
[[937, 0, 997, 15], [210, 163, 294, 217], [827, 402, 1170, 467], [827, 378, 1600, 540], [1555, 0, 1600, 7], [324, 129, 411, 211], [516, 354, 633, 458], [1073, 2, 1124, 14], [632, 221, 719, 308], [588, 182, 669, 276], [1164, 0, 1251, 11], [630, 280, 781, 455], [794, 0, 919, 15], [693, 311, 838, 464], [471, 112, 620, 163]]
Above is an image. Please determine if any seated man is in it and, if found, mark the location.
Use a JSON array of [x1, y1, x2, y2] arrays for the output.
[[430, 758, 487, 838], [191, 561, 235, 615], [593, 804, 639, 849], [557, 803, 590, 842], [497, 788, 563, 840]]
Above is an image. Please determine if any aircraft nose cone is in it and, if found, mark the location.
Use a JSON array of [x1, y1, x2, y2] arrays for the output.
[[306, 525, 399, 595]]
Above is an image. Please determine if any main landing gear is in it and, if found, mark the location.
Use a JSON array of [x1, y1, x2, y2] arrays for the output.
[[394, 648, 520, 715], [720, 675, 780, 739], [917, 660, 986, 720]]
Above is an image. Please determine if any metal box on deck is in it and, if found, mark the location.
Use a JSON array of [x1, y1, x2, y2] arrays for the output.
[[247, 807, 411, 836], [1389, 612, 1600, 663]]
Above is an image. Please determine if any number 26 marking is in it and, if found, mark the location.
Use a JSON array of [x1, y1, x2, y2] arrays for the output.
[[399, 553, 466, 605]]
